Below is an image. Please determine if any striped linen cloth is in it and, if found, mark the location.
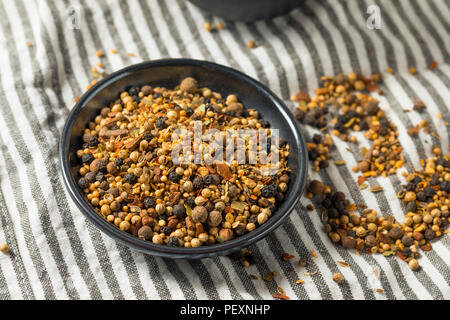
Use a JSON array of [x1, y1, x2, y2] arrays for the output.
[[0, 0, 448, 300]]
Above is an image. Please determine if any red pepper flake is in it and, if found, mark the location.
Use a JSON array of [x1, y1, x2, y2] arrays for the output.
[[272, 293, 290, 300], [205, 164, 215, 174], [216, 162, 233, 180], [367, 82, 378, 92], [282, 253, 295, 261], [357, 176, 366, 186], [421, 243, 432, 251], [396, 251, 407, 261], [290, 91, 311, 102], [428, 61, 438, 70], [250, 275, 258, 280], [376, 289, 384, 294]]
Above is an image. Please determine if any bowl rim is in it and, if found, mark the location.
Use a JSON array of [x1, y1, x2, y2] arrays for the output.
[[59, 58, 308, 259]]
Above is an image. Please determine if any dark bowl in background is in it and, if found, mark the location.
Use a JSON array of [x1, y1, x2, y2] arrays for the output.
[[59, 59, 308, 259], [188, 0, 305, 22]]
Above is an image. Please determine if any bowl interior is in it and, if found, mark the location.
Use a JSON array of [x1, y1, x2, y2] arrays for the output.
[[62, 59, 307, 259]]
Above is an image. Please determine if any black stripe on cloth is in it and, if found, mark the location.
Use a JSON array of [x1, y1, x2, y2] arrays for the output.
[[315, 1, 362, 73], [136, 0, 170, 57], [265, 19, 312, 90], [426, 0, 450, 34], [223, 256, 263, 300], [157, 0, 189, 57], [0, 185, 35, 299], [0, 132, 57, 299], [408, 0, 450, 62], [412, 74, 450, 135], [245, 24, 290, 100], [174, 0, 214, 60], [162, 258, 198, 300], [117, 1, 151, 59], [390, 1, 434, 65], [283, 13, 326, 77], [143, 256, 172, 300], [187, 260, 221, 299], [210, 257, 244, 300], [295, 4, 342, 75], [115, 245, 149, 299], [0, 264, 11, 299]]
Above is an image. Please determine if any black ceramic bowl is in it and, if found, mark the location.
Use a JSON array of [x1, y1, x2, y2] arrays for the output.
[[59, 59, 307, 259], [189, 0, 305, 22]]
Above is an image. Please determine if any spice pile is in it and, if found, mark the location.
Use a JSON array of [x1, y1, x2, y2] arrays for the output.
[[294, 72, 405, 177], [307, 149, 449, 270], [75, 77, 291, 247]]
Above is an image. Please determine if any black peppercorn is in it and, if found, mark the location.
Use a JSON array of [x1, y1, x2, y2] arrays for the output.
[[88, 136, 99, 147], [155, 117, 167, 129], [143, 197, 156, 209], [160, 226, 171, 236], [124, 173, 137, 184], [142, 132, 153, 142], [192, 176, 204, 190], [167, 236, 180, 247], [185, 197, 196, 208], [168, 171, 181, 183], [81, 153, 95, 165], [78, 177, 89, 189], [261, 184, 277, 198], [173, 204, 186, 218]]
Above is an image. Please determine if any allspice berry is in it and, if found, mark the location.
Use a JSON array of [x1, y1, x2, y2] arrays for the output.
[[388, 227, 403, 240], [138, 226, 153, 240], [179, 77, 198, 92], [192, 206, 208, 223], [309, 180, 324, 195], [358, 160, 370, 172], [342, 236, 356, 249], [207, 210, 222, 227]]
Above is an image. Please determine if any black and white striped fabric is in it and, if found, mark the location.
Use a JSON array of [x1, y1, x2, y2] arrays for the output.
[[0, 0, 448, 300]]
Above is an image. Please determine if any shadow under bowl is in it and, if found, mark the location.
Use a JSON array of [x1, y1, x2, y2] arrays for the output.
[[59, 58, 308, 259]]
